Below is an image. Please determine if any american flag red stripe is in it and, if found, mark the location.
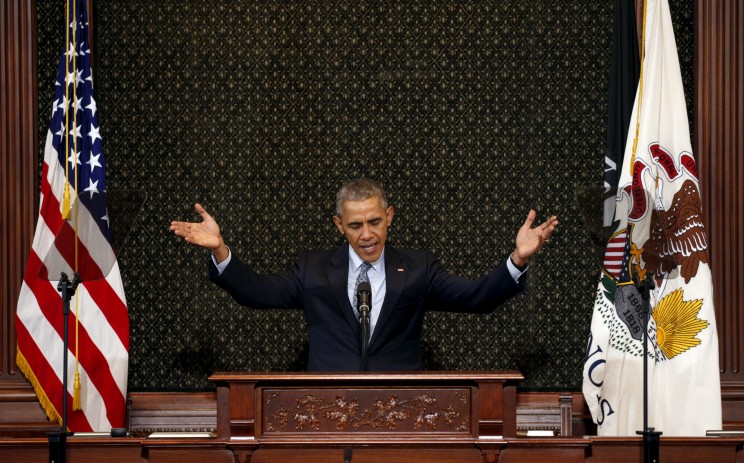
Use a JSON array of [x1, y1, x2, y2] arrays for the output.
[[15, 0, 129, 432], [602, 231, 627, 278], [85, 279, 130, 350], [15, 320, 94, 432]]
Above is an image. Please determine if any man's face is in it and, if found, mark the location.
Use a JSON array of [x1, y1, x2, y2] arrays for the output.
[[333, 196, 394, 263]]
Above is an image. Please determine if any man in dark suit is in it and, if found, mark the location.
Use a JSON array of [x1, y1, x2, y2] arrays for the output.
[[170, 179, 558, 371]]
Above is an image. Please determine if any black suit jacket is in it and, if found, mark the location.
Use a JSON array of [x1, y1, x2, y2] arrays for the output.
[[209, 244, 525, 371]]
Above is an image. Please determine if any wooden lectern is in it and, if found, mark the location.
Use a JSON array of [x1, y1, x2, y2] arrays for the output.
[[209, 371, 523, 463]]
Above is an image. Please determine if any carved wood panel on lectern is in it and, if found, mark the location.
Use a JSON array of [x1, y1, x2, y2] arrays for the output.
[[260, 387, 473, 437]]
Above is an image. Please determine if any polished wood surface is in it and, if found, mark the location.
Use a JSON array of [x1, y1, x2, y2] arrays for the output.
[[208, 370, 526, 382], [1, 436, 743, 463]]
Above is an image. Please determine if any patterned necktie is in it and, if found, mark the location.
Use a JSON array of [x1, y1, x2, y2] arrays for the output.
[[353, 262, 372, 319]]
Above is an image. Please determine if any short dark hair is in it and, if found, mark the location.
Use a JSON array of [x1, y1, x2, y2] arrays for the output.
[[335, 179, 388, 217]]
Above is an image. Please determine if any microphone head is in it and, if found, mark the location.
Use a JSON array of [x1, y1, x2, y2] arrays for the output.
[[357, 281, 371, 294]]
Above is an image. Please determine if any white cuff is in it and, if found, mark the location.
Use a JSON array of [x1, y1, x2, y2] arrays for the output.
[[506, 253, 528, 282], [212, 247, 232, 275]]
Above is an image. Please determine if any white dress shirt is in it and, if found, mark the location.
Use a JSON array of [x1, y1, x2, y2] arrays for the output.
[[347, 245, 386, 336]]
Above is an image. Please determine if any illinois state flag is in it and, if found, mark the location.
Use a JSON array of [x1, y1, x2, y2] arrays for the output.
[[582, 0, 721, 436], [15, 0, 129, 432]]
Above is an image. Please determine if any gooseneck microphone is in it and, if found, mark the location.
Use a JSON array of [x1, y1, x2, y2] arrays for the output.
[[356, 281, 371, 371]]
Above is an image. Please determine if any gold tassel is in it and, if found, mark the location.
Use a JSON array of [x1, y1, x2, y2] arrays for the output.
[[72, 372, 81, 411], [62, 184, 72, 220]]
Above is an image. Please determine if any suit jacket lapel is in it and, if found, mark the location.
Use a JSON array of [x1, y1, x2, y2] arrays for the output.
[[369, 246, 406, 348], [327, 244, 360, 334]]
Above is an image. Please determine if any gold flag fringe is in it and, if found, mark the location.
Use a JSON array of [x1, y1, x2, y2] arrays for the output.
[[16, 348, 65, 430]]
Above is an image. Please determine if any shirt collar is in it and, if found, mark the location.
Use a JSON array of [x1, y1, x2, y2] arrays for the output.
[[348, 244, 385, 274]]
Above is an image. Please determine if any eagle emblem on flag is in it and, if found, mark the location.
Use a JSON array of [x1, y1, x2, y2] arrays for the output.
[[643, 179, 709, 285]]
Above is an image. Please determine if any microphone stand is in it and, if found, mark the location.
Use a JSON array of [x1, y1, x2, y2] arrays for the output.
[[357, 283, 371, 371], [635, 271, 661, 463], [359, 306, 370, 371], [49, 271, 80, 463]]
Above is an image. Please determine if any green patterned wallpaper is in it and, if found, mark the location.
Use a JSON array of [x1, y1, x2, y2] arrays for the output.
[[35, 0, 694, 391]]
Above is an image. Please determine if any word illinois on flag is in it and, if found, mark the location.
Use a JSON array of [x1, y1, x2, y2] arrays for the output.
[[15, 0, 129, 432], [582, 0, 721, 436]]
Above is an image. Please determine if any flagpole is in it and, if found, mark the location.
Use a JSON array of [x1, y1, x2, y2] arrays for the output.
[[630, 1, 662, 457], [637, 271, 661, 463]]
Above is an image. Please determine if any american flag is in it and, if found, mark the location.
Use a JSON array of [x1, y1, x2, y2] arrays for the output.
[[602, 228, 629, 280], [15, 0, 129, 432]]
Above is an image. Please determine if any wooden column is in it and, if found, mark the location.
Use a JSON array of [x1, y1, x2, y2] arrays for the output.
[[1, 0, 38, 385], [695, 0, 744, 420], [0, 0, 50, 434]]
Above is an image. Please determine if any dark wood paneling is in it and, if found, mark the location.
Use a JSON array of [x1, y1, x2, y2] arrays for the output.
[[589, 437, 743, 463], [695, 0, 744, 394], [250, 448, 486, 463], [0, 440, 147, 463], [2, 436, 741, 463], [0, 0, 37, 390]]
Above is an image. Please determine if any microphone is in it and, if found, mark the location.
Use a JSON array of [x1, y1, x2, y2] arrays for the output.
[[356, 281, 371, 371], [357, 281, 371, 325]]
